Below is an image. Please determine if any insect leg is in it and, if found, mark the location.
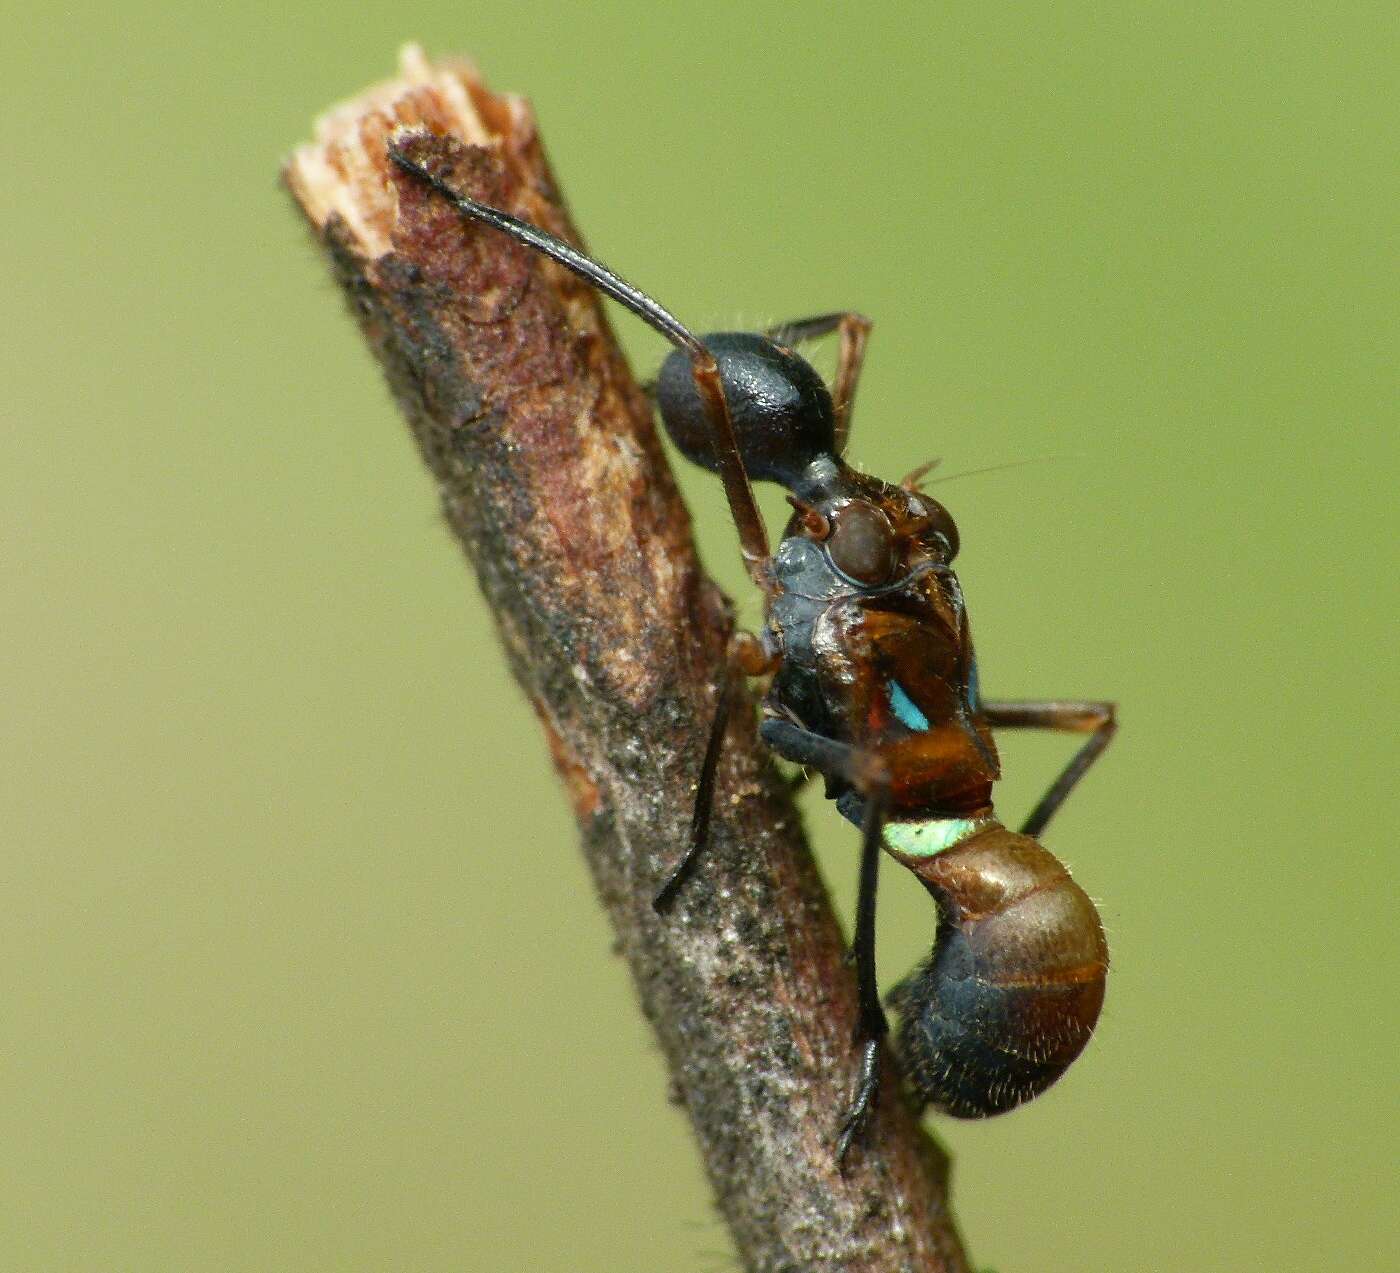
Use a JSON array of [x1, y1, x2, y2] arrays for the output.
[[758, 718, 856, 773], [654, 634, 777, 911], [763, 312, 872, 454], [758, 718, 891, 1167], [652, 664, 734, 912], [685, 353, 772, 576], [837, 781, 890, 1170], [980, 699, 1117, 838]]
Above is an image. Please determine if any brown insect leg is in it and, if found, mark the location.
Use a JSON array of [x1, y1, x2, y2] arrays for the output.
[[980, 699, 1117, 839], [764, 312, 873, 454], [688, 353, 771, 578]]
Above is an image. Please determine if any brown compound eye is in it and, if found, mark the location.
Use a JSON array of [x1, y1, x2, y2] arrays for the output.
[[921, 498, 960, 561], [827, 500, 898, 585]]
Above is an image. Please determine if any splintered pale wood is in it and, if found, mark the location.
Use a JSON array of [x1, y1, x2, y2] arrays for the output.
[[284, 44, 967, 1273]]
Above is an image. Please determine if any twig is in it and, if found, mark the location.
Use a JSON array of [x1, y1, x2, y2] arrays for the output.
[[284, 45, 969, 1273]]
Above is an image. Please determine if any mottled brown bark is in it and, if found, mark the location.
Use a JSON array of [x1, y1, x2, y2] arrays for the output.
[[284, 45, 968, 1273]]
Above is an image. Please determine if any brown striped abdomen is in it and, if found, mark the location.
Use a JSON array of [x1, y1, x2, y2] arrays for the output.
[[888, 824, 1108, 1117]]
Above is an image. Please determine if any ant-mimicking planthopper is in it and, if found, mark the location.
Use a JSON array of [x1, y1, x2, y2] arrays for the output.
[[389, 134, 1116, 1167]]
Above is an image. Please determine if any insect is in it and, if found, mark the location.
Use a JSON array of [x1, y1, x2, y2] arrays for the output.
[[389, 136, 1116, 1165]]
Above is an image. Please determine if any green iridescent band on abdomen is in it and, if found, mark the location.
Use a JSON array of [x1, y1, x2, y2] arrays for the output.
[[881, 813, 999, 858]]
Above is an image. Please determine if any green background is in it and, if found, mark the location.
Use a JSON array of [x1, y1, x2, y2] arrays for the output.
[[3, 3, 1394, 1270]]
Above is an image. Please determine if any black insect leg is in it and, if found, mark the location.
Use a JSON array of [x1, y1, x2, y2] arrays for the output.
[[763, 312, 872, 453], [759, 719, 890, 1168], [653, 664, 734, 912], [837, 782, 890, 1169], [759, 718, 857, 775], [654, 634, 777, 911], [981, 699, 1117, 838]]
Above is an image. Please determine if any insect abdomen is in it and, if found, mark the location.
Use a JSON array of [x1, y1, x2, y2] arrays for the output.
[[888, 824, 1108, 1118]]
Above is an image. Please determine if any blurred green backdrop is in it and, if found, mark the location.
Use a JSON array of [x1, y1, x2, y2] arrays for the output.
[[3, 3, 1394, 1270]]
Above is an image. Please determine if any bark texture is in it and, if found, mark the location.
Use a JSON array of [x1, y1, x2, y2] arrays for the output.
[[284, 45, 968, 1273]]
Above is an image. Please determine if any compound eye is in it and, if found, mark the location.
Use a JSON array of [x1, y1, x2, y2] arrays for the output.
[[827, 501, 898, 585], [923, 499, 960, 561]]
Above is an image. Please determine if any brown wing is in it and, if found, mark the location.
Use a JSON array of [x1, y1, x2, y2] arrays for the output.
[[813, 599, 999, 817]]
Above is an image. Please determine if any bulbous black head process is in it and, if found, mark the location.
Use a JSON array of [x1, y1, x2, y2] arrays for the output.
[[655, 333, 837, 488]]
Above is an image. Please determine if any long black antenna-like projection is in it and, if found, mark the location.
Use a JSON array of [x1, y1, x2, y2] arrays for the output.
[[388, 133, 770, 573], [388, 138, 704, 357]]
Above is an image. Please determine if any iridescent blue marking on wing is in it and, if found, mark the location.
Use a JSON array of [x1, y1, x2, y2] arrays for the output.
[[888, 679, 931, 731]]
